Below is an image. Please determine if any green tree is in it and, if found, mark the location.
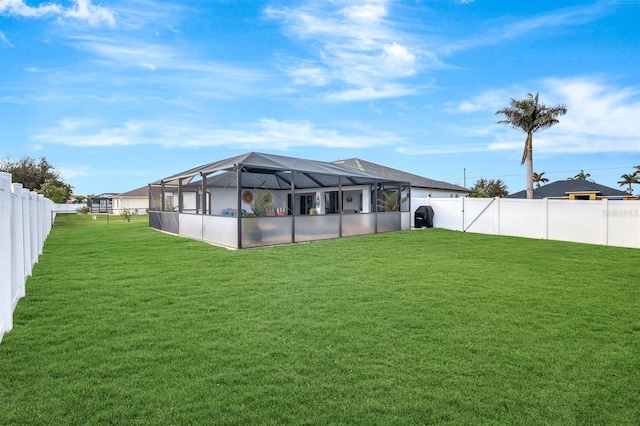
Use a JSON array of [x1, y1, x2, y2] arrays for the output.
[[38, 179, 73, 203], [568, 169, 594, 181], [0, 156, 73, 202], [532, 171, 549, 188], [618, 173, 640, 194], [496, 93, 567, 199], [469, 178, 509, 198]]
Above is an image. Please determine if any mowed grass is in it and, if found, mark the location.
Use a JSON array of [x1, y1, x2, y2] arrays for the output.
[[1, 214, 639, 425]]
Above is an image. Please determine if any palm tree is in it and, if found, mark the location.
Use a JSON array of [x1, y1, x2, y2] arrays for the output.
[[532, 171, 549, 188], [496, 93, 567, 199], [618, 173, 640, 194], [569, 170, 594, 181]]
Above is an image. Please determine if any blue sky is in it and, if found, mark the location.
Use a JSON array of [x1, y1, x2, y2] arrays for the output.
[[1, 0, 639, 196]]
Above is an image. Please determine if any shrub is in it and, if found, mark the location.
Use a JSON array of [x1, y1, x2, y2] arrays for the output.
[[120, 209, 133, 222]]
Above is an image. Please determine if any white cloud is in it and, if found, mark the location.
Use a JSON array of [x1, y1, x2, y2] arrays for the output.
[[381, 42, 416, 75], [326, 84, 415, 101], [397, 143, 498, 155], [33, 118, 403, 150], [0, 0, 115, 27], [288, 64, 328, 86], [0, 0, 61, 18], [265, 0, 426, 101], [442, 2, 613, 54], [439, 77, 640, 156], [58, 165, 91, 179], [67, 35, 268, 92], [63, 0, 115, 27], [0, 30, 13, 47], [342, 3, 387, 23], [443, 89, 514, 113], [523, 79, 640, 155]]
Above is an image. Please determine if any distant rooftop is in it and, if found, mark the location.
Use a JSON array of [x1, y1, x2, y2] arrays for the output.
[[507, 180, 631, 199], [116, 186, 149, 198]]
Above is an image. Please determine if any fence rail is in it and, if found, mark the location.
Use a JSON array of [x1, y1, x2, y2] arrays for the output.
[[416, 197, 640, 249], [0, 172, 54, 344]]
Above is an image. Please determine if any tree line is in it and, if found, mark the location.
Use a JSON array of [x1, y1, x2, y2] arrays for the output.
[[469, 165, 640, 198], [0, 156, 77, 204]]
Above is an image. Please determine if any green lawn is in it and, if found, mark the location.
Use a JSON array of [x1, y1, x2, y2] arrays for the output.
[[1, 213, 639, 424]]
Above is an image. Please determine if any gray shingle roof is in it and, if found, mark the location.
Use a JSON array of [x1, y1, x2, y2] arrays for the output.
[[334, 158, 469, 192], [507, 180, 631, 199], [151, 152, 410, 190], [117, 186, 149, 198]]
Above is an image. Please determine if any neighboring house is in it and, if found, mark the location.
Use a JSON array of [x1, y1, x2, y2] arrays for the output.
[[334, 158, 470, 199], [507, 180, 635, 200], [112, 186, 149, 215], [89, 193, 118, 213]]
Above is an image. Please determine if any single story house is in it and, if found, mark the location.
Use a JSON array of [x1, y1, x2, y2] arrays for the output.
[[111, 186, 149, 215], [149, 152, 412, 249], [507, 180, 635, 200]]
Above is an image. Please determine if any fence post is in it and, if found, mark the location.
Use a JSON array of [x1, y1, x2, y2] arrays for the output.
[[11, 183, 26, 302], [495, 197, 501, 236], [22, 188, 32, 278], [461, 197, 465, 232], [0, 173, 14, 340], [29, 192, 37, 267], [37, 194, 44, 255], [46, 199, 54, 234], [543, 198, 549, 240], [603, 198, 609, 246]]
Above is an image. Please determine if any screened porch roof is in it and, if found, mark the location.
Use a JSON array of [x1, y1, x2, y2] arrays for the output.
[[151, 152, 410, 190]]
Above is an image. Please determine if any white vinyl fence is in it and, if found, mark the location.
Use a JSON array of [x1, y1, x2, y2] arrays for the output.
[[0, 172, 54, 344], [53, 203, 87, 213], [415, 197, 640, 249]]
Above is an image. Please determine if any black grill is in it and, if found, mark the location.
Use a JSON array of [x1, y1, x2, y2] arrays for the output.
[[414, 205, 434, 228]]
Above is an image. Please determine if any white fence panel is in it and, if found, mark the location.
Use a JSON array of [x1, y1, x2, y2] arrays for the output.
[[547, 200, 605, 245], [425, 197, 639, 249], [0, 172, 54, 344], [499, 198, 546, 239], [607, 202, 640, 248], [53, 203, 86, 213], [464, 198, 496, 234]]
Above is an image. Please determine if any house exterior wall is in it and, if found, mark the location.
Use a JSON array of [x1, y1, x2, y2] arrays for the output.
[[181, 185, 376, 216], [112, 197, 149, 215]]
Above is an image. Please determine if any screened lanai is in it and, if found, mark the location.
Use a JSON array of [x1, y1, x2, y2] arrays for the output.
[[149, 152, 411, 249]]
